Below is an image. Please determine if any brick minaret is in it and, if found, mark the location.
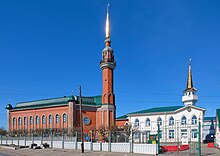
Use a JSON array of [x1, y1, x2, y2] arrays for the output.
[[97, 4, 116, 130]]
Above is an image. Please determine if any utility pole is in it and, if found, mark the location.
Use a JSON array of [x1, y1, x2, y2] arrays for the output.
[[79, 86, 84, 153]]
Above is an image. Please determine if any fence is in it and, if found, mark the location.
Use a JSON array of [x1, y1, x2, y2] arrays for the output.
[[0, 130, 158, 155]]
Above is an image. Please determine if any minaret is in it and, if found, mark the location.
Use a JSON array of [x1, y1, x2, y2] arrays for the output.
[[97, 4, 116, 129], [182, 60, 198, 106]]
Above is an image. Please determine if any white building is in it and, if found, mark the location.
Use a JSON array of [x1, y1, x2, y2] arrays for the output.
[[216, 109, 220, 148], [127, 62, 206, 143]]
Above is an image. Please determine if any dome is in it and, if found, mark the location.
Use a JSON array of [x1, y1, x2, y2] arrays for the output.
[[5, 103, 13, 110]]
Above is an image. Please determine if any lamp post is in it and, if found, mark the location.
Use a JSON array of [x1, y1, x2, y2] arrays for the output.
[[79, 86, 84, 153]]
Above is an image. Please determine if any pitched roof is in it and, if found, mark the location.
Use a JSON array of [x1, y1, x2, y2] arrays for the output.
[[204, 116, 216, 121], [116, 115, 128, 120], [128, 106, 183, 115], [11, 95, 102, 110]]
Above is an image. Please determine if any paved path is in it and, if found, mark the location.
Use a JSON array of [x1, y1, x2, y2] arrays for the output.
[[0, 148, 150, 156], [0, 144, 219, 156]]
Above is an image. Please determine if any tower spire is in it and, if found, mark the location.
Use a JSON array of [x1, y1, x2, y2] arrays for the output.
[[182, 59, 198, 106], [186, 58, 193, 91], [105, 3, 110, 39]]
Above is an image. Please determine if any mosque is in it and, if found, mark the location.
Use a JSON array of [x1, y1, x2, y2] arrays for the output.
[[116, 63, 217, 143], [5, 7, 116, 134], [5, 6, 217, 145]]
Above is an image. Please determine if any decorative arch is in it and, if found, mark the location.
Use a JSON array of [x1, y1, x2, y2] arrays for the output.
[[157, 117, 162, 126], [134, 118, 140, 127], [63, 113, 67, 123], [55, 114, 60, 124], [181, 115, 187, 125], [42, 115, 46, 124], [146, 118, 150, 126], [192, 115, 197, 125], [169, 116, 174, 125], [48, 114, 52, 125]]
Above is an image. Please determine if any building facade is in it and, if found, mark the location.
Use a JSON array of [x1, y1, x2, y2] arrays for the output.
[[116, 62, 207, 143], [5, 8, 116, 134]]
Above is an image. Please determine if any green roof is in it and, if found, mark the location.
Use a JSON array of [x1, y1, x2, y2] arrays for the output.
[[128, 106, 183, 115], [217, 109, 220, 128], [116, 115, 128, 120], [204, 117, 216, 121], [11, 95, 102, 110]]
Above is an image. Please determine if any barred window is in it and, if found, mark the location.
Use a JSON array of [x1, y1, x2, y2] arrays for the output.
[[169, 117, 174, 125], [192, 115, 197, 125], [181, 116, 187, 125], [42, 115, 46, 124], [134, 118, 139, 127], [63, 113, 67, 123], [146, 118, 150, 126], [49, 115, 52, 124], [30, 116, 33, 125], [56, 114, 60, 124]]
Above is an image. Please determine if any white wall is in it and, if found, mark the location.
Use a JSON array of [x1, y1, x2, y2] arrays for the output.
[[129, 106, 204, 143]]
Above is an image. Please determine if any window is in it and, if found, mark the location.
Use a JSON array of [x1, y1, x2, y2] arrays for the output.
[[146, 118, 150, 126], [157, 117, 162, 126], [134, 132, 140, 139], [181, 116, 187, 125], [42, 115, 46, 124], [24, 117, 27, 125], [191, 129, 197, 138], [49, 115, 52, 124], [169, 130, 175, 139], [36, 116, 39, 125], [13, 118, 16, 126], [18, 117, 21, 125], [56, 114, 60, 124], [169, 117, 174, 125], [192, 115, 197, 125], [146, 131, 150, 139], [30, 116, 33, 125], [181, 129, 187, 138], [63, 113, 67, 123], [134, 118, 139, 127]]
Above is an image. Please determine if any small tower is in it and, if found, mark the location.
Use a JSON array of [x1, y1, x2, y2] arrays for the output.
[[5, 102, 13, 132], [97, 4, 116, 129], [182, 60, 198, 106]]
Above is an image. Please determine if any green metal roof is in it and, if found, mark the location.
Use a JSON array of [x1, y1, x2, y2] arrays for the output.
[[204, 117, 216, 121], [116, 115, 128, 120], [128, 106, 183, 115], [217, 109, 220, 128], [10, 95, 102, 110]]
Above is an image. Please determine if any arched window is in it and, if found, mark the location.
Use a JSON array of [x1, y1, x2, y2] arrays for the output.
[[49, 114, 52, 124], [157, 117, 162, 126], [36, 116, 39, 125], [192, 115, 197, 125], [134, 118, 139, 127], [169, 117, 174, 125], [181, 116, 187, 125], [24, 117, 27, 125], [18, 117, 21, 125], [63, 113, 67, 123], [146, 118, 150, 126], [56, 114, 60, 124], [30, 116, 33, 125], [42, 115, 46, 124], [13, 117, 16, 126]]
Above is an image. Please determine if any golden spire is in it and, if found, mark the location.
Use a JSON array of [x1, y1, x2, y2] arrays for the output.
[[105, 3, 110, 39], [186, 58, 193, 90]]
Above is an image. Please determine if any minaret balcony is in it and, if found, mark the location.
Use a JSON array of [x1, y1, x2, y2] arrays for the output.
[[100, 60, 116, 70], [182, 94, 198, 103]]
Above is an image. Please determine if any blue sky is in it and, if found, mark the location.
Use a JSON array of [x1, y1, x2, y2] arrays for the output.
[[0, 0, 220, 129]]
